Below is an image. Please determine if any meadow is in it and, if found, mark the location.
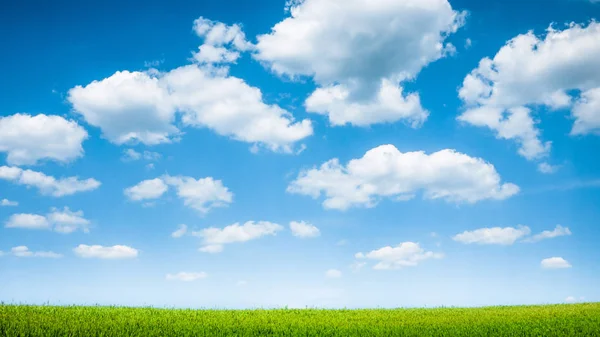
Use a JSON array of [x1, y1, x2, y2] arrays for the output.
[[1, 303, 600, 336]]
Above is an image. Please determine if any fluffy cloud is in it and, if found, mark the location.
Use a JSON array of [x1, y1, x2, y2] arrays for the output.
[[523, 225, 571, 243], [68, 17, 312, 153], [124, 178, 169, 201], [0, 113, 88, 166], [0, 199, 18, 207], [10, 246, 62, 258], [452, 226, 532, 245], [163, 175, 233, 213], [458, 22, 600, 160], [5, 207, 91, 234], [166, 272, 207, 281], [5, 214, 50, 230], [193, 221, 283, 253], [73, 244, 139, 259], [192, 17, 253, 65], [0, 166, 100, 197], [325, 269, 342, 278], [254, 0, 465, 126], [541, 257, 572, 269], [171, 224, 188, 238], [355, 242, 443, 270], [289, 221, 320, 238], [287, 144, 519, 210]]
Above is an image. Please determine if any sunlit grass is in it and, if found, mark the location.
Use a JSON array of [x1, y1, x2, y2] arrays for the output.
[[1, 303, 599, 336]]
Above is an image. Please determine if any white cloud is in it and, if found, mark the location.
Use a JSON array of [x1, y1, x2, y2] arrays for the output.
[[541, 257, 572, 269], [0, 166, 100, 197], [465, 38, 473, 49], [171, 224, 188, 238], [193, 221, 283, 253], [254, 0, 465, 126], [1, 199, 18, 207], [124, 178, 169, 201], [10, 246, 62, 258], [289, 221, 320, 238], [565, 296, 584, 303], [287, 144, 519, 210], [538, 162, 559, 174], [73, 244, 139, 259], [166, 272, 207, 281], [458, 22, 600, 160], [452, 226, 531, 245], [68, 70, 180, 145], [5, 214, 50, 230], [47, 207, 91, 234], [5, 208, 91, 234], [68, 18, 312, 154], [355, 242, 443, 270], [0, 113, 88, 166], [524, 225, 572, 243], [325, 269, 342, 278], [163, 175, 233, 214]]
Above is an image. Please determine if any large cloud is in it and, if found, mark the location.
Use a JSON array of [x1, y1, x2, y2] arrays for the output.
[[67, 18, 312, 153], [458, 22, 600, 160], [0, 113, 88, 166], [0, 166, 100, 197], [287, 144, 519, 210], [254, 0, 465, 126]]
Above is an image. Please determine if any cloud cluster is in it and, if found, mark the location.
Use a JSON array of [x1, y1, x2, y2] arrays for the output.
[[355, 242, 443, 270], [458, 22, 600, 160], [288, 144, 519, 210], [125, 175, 233, 214], [255, 0, 465, 127], [0, 166, 100, 197], [0, 113, 88, 166], [192, 221, 283, 253]]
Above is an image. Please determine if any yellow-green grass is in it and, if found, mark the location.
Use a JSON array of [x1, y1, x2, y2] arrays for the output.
[[1, 303, 599, 336]]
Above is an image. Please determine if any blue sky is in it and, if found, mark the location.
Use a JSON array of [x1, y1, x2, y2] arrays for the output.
[[1, 0, 599, 309]]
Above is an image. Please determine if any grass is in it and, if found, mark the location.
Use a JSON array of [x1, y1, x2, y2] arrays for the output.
[[1, 303, 599, 336]]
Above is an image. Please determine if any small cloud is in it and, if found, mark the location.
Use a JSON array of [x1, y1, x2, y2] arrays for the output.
[[453, 226, 531, 245], [350, 261, 366, 272], [10, 246, 62, 258], [144, 59, 164, 68], [541, 257, 572, 269], [166, 272, 207, 281], [356, 242, 443, 270], [236, 280, 248, 286], [289, 221, 320, 238], [325, 269, 342, 278], [0, 199, 18, 207], [171, 224, 188, 238], [193, 221, 282, 253], [198, 244, 224, 254], [336, 239, 348, 246], [430, 232, 438, 238], [538, 162, 559, 174], [73, 244, 138, 259], [523, 225, 571, 243], [465, 38, 472, 49]]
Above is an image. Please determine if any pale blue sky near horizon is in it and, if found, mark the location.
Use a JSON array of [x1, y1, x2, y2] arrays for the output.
[[0, 0, 599, 308]]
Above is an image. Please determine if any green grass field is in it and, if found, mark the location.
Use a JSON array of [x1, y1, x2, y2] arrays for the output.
[[1, 303, 599, 336]]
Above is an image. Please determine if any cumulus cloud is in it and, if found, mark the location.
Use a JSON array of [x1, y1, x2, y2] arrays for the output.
[[68, 17, 312, 153], [287, 144, 519, 210], [356, 242, 443, 270], [289, 221, 320, 238], [192, 221, 283, 253], [0, 113, 88, 166], [166, 272, 207, 281], [325, 269, 342, 278], [163, 175, 233, 213], [1, 199, 18, 207], [73, 244, 139, 259], [254, 0, 465, 127], [523, 225, 572, 243], [0, 166, 100, 197], [541, 257, 572, 269], [458, 22, 600, 160], [452, 226, 532, 245], [10, 246, 62, 258], [124, 178, 169, 201], [171, 224, 188, 238], [5, 207, 91, 234]]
